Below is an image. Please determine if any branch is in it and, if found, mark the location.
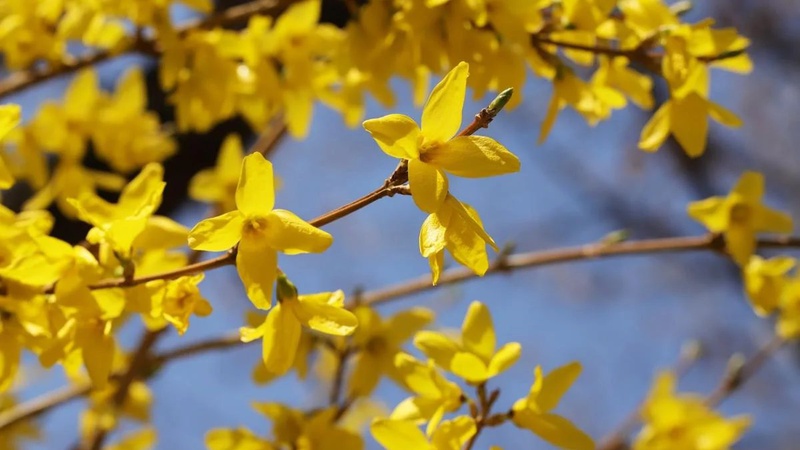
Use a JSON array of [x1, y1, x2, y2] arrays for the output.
[[0, 0, 294, 99], [705, 335, 784, 407]]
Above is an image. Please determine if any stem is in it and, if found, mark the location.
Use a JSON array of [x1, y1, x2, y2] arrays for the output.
[[705, 336, 784, 407]]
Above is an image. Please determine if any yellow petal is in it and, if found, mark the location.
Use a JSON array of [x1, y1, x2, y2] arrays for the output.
[[205, 427, 271, 450], [687, 197, 729, 232], [76, 325, 115, 389], [408, 159, 448, 214], [386, 307, 435, 345], [708, 101, 743, 127], [236, 233, 278, 310], [0, 104, 21, 141], [461, 301, 496, 361], [429, 252, 444, 285], [421, 62, 469, 143], [430, 416, 477, 450], [414, 331, 459, 368], [419, 212, 448, 258], [236, 153, 275, 217], [538, 94, 561, 145], [732, 171, 763, 201], [487, 342, 522, 377], [425, 136, 520, 178], [513, 411, 594, 450], [106, 428, 157, 450], [262, 303, 301, 376], [638, 101, 671, 152], [537, 362, 583, 412], [188, 169, 223, 204], [188, 211, 244, 251], [371, 419, 429, 450], [292, 299, 358, 336], [725, 223, 755, 266], [0, 159, 15, 189], [218, 134, 245, 182], [363, 114, 421, 160], [118, 163, 166, 215], [264, 209, 333, 254], [671, 93, 709, 157], [450, 351, 489, 383], [347, 352, 384, 398], [755, 205, 793, 234], [135, 216, 189, 250]]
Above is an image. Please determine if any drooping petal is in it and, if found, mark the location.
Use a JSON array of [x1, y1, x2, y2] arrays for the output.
[[725, 223, 755, 266], [188, 210, 244, 251], [291, 299, 358, 336], [261, 303, 301, 376], [363, 114, 421, 160], [371, 419, 429, 450], [670, 93, 709, 157], [513, 411, 594, 450], [461, 301, 496, 361], [429, 252, 445, 285], [425, 136, 520, 178], [236, 153, 275, 216], [408, 159, 448, 214], [419, 212, 449, 258], [76, 325, 115, 389], [638, 101, 671, 152], [421, 62, 469, 143], [263, 209, 333, 254], [236, 233, 278, 310]]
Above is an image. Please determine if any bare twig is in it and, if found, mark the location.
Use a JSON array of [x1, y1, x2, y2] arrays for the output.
[[705, 336, 785, 407]]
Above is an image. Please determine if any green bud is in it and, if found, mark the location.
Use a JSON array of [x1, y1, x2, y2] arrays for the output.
[[276, 273, 298, 302], [487, 88, 514, 115]]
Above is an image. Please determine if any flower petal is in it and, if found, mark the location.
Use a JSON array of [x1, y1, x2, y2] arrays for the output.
[[408, 159, 448, 213], [419, 211, 449, 258], [414, 331, 459, 369], [537, 362, 583, 412], [421, 61, 469, 142], [236, 233, 278, 310], [687, 197, 729, 232], [513, 411, 594, 450], [425, 136, 520, 178], [638, 101, 671, 152], [371, 419, 429, 450], [0, 104, 20, 141], [386, 308, 435, 346], [461, 301, 495, 361], [236, 153, 275, 216], [347, 352, 384, 398], [450, 351, 489, 383], [363, 114, 421, 160], [261, 303, 301, 376], [488, 342, 522, 377], [431, 417, 476, 450], [264, 209, 333, 254], [292, 299, 358, 336], [188, 210, 244, 251], [755, 205, 793, 234], [731, 171, 763, 202]]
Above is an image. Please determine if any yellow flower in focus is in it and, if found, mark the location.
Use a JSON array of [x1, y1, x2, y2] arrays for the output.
[[688, 171, 793, 266], [511, 362, 594, 450], [743, 255, 795, 316], [189, 134, 245, 213], [389, 353, 463, 435], [363, 62, 520, 213], [347, 306, 434, 398], [151, 274, 212, 335], [634, 371, 750, 450], [240, 278, 356, 377], [371, 416, 476, 450], [188, 153, 332, 309], [415, 301, 521, 383], [420, 194, 498, 284]]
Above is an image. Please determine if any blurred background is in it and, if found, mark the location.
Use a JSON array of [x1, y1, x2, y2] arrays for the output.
[[5, 0, 800, 448]]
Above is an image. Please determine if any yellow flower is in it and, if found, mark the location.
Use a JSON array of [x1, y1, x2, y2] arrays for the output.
[[188, 153, 332, 309], [634, 371, 750, 450], [150, 274, 212, 335], [105, 428, 157, 450], [743, 255, 795, 316], [389, 353, 463, 435], [240, 279, 357, 377], [687, 171, 793, 266], [189, 134, 246, 213], [371, 416, 476, 450], [347, 306, 434, 398], [511, 362, 594, 450], [363, 62, 520, 213], [415, 301, 521, 383], [419, 194, 498, 284], [0, 104, 21, 188], [777, 273, 800, 339]]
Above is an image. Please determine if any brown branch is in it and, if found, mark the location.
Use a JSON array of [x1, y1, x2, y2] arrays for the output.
[[0, 0, 294, 99], [705, 335, 785, 407]]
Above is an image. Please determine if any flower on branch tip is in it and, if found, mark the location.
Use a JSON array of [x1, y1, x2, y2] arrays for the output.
[[188, 153, 333, 309], [687, 171, 793, 266], [511, 362, 594, 450], [371, 416, 476, 450], [633, 371, 750, 450], [363, 61, 520, 213], [415, 300, 521, 383], [743, 255, 795, 317], [420, 194, 498, 284], [240, 277, 357, 378], [389, 353, 463, 436], [347, 306, 434, 398]]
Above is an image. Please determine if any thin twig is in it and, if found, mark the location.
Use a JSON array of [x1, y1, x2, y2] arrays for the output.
[[705, 336, 785, 407]]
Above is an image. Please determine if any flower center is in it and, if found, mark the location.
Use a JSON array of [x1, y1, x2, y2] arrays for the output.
[[366, 336, 389, 355], [243, 216, 269, 237], [730, 203, 751, 224]]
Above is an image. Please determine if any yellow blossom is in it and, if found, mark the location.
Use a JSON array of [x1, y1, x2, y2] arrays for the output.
[[634, 371, 750, 450], [415, 301, 521, 383], [189, 134, 245, 212], [188, 153, 332, 309], [371, 416, 476, 450], [687, 171, 793, 266], [347, 306, 434, 398], [363, 62, 520, 213], [743, 255, 795, 316], [511, 362, 594, 450], [0, 104, 21, 188]]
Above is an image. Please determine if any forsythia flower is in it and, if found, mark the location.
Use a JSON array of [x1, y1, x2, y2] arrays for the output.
[[188, 153, 333, 309], [371, 417, 476, 450], [0, 104, 20, 188], [511, 362, 594, 450], [189, 134, 245, 212], [363, 62, 520, 213], [420, 194, 498, 284], [634, 371, 750, 450], [776, 272, 800, 339], [743, 255, 795, 316], [688, 171, 793, 266], [240, 276, 357, 377], [347, 307, 434, 398], [415, 301, 521, 384]]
